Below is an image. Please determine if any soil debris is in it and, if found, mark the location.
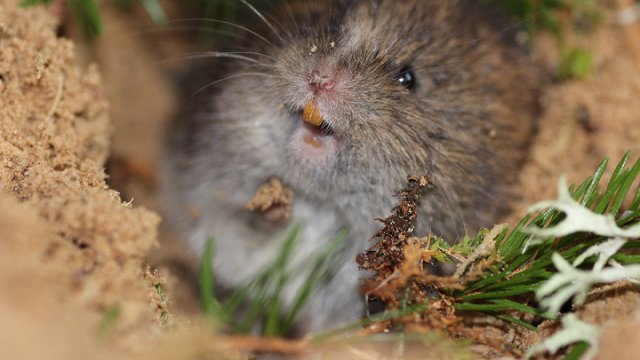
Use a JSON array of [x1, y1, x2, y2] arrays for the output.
[[245, 177, 293, 223], [356, 175, 432, 276], [355, 176, 463, 333]]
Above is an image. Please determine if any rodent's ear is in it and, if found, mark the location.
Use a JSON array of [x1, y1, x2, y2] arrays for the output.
[[395, 65, 417, 91]]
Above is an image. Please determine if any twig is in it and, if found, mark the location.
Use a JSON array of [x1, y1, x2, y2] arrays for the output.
[[45, 73, 64, 122]]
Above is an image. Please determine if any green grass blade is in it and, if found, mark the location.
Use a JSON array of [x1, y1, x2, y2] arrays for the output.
[[454, 303, 513, 312], [234, 226, 301, 331], [282, 229, 348, 333], [98, 304, 121, 337], [480, 267, 553, 292], [459, 285, 540, 301], [199, 237, 216, 316], [571, 175, 595, 201], [630, 182, 640, 210], [580, 157, 608, 207], [141, 0, 168, 25], [263, 298, 282, 337], [488, 299, 555, 319], [273, 225, 301, 269], [564, 342, 590, 360], [497, 215, 530, 260], [612, 254, 640, 264], [618, 209, 640, 226], [69, 0, 103, 38], [496, 314, 537, 331], [222, 287, 248, 316], [20, 0, 53, 6], [593, 152, 629, 213], [610, 158, 640, 214]]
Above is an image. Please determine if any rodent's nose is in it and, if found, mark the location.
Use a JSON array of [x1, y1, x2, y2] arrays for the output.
[[309, 69, 335, 92]]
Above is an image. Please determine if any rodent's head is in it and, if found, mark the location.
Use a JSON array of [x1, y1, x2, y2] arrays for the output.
[[208, 0, 516, 228], [273, 0, 435, 169]]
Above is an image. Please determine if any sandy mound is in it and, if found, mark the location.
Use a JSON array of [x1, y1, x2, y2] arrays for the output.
[[514, 22, 640, 212], [0, 0, 166, 358]]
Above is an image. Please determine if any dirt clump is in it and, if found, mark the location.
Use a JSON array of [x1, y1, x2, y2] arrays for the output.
[[245, 177, 293, 223]]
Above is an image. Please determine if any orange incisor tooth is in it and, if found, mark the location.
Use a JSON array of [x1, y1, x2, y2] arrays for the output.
[[303, 102, 324, 127]]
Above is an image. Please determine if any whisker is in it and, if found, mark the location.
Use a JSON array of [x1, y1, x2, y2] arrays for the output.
[[140, 25, 247, 42], [264, 6, 293, 40], [282, 0, 301, 40], [159, 51, 268, 65], [231, 51, 277, 61], [166, 18, 276, 48], [193, 50, 277, 62], [191, 72, 279, 97], [239, 0, 285, 44]]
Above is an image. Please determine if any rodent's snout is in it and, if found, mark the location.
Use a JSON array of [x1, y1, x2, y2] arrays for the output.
[[308, 69, 336, 93]]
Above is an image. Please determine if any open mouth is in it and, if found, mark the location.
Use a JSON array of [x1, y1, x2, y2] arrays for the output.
[[303, 102, 334, 136], [293, 102, 337, 158]]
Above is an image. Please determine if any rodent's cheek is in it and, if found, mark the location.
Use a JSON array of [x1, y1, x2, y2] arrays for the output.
[[290, 123, 339, 162]]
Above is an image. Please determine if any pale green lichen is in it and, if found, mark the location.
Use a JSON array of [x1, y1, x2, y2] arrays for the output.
[[525, 314, 600, 359], [536, 250, 640, 315], [527, 177, 640, 239]]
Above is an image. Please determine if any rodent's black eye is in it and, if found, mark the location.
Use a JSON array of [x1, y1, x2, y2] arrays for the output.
[[396, 66, 416, 91]]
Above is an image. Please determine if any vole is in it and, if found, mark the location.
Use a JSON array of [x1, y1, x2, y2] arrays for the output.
[[161, 0, 539, 334]]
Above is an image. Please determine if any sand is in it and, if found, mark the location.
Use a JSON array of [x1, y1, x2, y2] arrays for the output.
[[0, 1, 165, 358]]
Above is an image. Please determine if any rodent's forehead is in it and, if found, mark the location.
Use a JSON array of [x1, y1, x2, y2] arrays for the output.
[[338, 0, 430, 62], [271, 0, 433, 78]]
